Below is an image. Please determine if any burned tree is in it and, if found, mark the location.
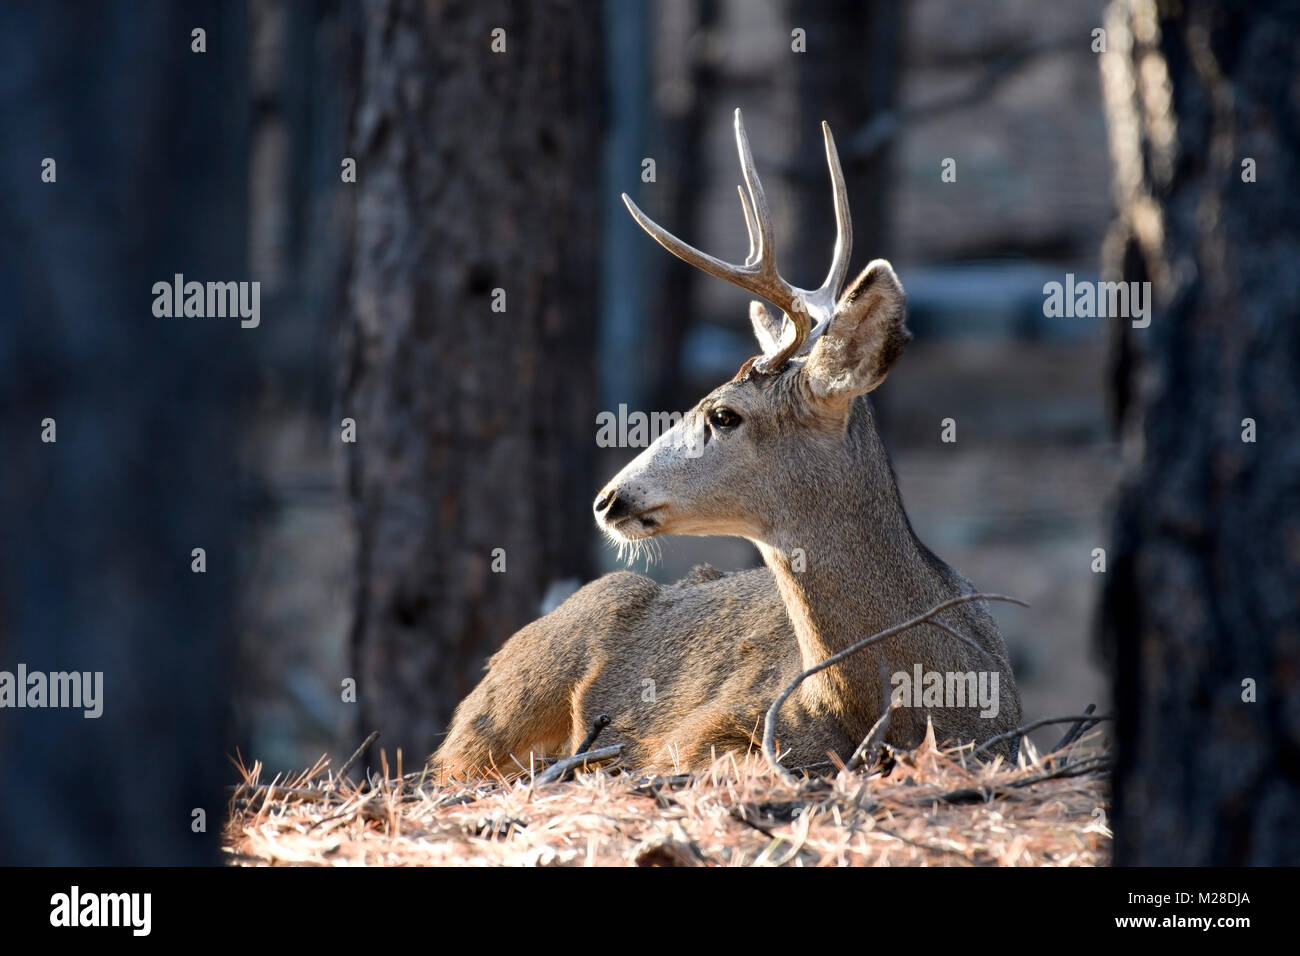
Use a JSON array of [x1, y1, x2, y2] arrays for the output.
[[1099, 0, 1300, 864]]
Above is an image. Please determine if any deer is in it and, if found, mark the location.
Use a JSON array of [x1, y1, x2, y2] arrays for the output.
[[431, 109, 1022, 780]]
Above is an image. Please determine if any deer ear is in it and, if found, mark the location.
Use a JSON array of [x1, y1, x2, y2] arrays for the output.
[[749, 300, 784, 357], [804, 259, 911, 400]]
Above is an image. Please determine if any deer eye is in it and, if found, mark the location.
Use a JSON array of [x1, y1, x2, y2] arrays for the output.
[[708, 407, 743, 430]]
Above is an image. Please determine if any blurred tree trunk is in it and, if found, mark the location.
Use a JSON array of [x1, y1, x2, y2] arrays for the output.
[[0, 2, 248, 863], [343, 0, 603, 761], [788, 0, 899, 289], [788, 0, 900, 423], [644, 0, 717, 413], [1099, 0, 1300, 864]]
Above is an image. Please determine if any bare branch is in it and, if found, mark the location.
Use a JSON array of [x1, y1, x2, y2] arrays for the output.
[[336, 731, 380, 782], [971, 712, 1113, 760], [574, 713, 611, 756], [532, 744, 623, 786], [842, 36, 1082, 163], [846, 701, 897, 773], [762, 592, 1028, 780]]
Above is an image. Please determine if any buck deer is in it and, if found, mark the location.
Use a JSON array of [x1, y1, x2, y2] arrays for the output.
[[432, 109, 1022, 779]]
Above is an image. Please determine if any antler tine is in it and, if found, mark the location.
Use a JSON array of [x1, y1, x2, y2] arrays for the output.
[[622, 192, 751, 288], [737, 185, 758, 262], [817, 120, 852, 302], [622, 108, 854, 373], [757, 119, 852, 371], [618, 113, 801, 317], [732, 110, 778, 276], [733, 108, 813, 372]]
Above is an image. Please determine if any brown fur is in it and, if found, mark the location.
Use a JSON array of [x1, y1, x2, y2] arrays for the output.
[[431, 259, 1022, 780]]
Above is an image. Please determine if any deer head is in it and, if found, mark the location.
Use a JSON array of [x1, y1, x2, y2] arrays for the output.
[[595, 109, 912, 552]]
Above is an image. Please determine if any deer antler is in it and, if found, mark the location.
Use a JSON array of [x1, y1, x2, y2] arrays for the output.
[[622, 108, 852, 372]]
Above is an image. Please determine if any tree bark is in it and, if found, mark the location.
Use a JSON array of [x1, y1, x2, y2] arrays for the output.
[[788, 0, 900, 293], [342, 0, 603, 760], [1099, 0, 1300, 864], [788, 0, 900, 434], [0, 1, 248, 863]]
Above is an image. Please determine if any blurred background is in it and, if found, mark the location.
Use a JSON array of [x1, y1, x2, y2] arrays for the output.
[[232, 0, 1115, 774], [2, 0, 1295, 865]]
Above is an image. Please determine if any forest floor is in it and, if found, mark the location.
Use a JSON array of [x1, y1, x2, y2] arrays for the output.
[[223, 727, 1111, 867]]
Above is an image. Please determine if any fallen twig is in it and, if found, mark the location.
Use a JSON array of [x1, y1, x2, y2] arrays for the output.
[[632, 774, 695, 794], [574, 714, 611, 756], [306, 786, 385, 831], [533, 744, 623, 786], [846, 701, 898, 773], [1008, 754, 1113, 789], [336, 731, 380, 782], [972, 713, 1112, 760], [728, 806, 778, 839], [875, 825, 976, 863], [921, 619, 1002, 669], [762, 593, 1028, 779], [1048, 704, 1099, 754]]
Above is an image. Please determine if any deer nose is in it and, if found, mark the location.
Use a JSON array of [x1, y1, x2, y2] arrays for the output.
[[594, 489, 630, 520]]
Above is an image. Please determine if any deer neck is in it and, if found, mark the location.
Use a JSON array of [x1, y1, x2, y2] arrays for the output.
[[753, 399, 949, 718]]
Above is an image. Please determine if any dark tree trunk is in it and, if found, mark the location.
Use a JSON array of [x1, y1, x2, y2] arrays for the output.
[[1099, 0, 1300, 865], [0, 2, 249, 863], [788, 0, 900, 293], [788, 0, 900, 433], [342, 0, 603, 760], [644, 0, 718, 414]]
